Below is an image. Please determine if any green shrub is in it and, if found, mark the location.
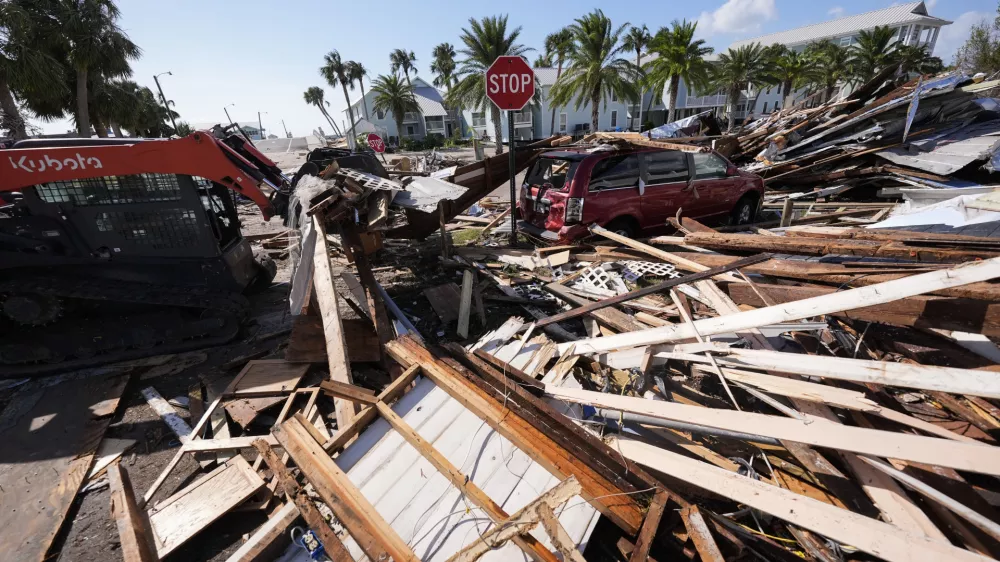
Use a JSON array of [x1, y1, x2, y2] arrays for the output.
[[425, 133, 445, 149]]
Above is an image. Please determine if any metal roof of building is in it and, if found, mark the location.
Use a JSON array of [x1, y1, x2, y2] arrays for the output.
[[729, 2, 950, 50]]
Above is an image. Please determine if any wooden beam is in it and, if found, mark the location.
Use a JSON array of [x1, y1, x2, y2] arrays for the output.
[[372, 400, 559, 562], [614, 437, 989, 562], [544, 282, 646, 333], [320, 380, 379, 405], [558, 257, 1000, 355], [537, 504, 587, 562], [274, 416, 417, 561], [224, 502, 298, 562], [725, 282, 1000, 337], [458, 269, 474, 338], [629, 488, 669, 562], [252, 440, 353, 561], [679, 505, 725, 562], [312, 216, 356, 428], [546, 385, 1000, 476], [107, 462, 157, 562]]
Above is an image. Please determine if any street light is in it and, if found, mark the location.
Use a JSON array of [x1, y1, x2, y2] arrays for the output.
[[223, 103, 235, 125], [153, 71, 179, 133], [258, 111, 267, 140]]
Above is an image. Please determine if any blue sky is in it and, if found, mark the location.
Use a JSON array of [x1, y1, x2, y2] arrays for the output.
[[35, 0, 996, 136]]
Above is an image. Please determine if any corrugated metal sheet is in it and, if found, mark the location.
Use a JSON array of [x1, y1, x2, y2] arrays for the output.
[[729, 2, 950, 49], [878, 120, 1000, 175], [278, 374, 600, 562]]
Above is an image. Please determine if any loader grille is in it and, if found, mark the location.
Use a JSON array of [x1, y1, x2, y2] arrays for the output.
[[95, 208, 200, 250], [35, 173, 184, 206]]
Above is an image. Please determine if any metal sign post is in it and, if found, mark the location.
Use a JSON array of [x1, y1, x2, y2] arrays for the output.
[[484, 55, 535, 248], [507, 110, 516, 246]]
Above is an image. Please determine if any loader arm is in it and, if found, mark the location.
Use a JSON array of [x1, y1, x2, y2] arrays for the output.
[[2, 131, 280, 220]]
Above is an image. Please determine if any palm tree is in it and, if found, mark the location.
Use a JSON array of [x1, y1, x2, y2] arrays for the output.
[[848, 26, 899, 84], [550, 10, 638, 134], [895, 44, 943, 76], [303, 86, 342, 136], [389, 48, 417, 88], [804, 40, 850, 102], [321, 50, 357, 140], [348, 61, 370, 120], [447, 15, 531, 155], [710, 43, 771, 130], [771, 50, 816, 109], [645, 20, 713, 124], [543, 27, 574, 135], [621, 24, 650, 130], [0, 2, 66, 139], [431, 42, 460, 136], [370, 73, 419, 144], [533, 54, 552, 67], [59, 0, 140, 137]]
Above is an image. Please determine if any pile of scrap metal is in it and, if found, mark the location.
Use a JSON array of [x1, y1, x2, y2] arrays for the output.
[[733, 71, 1000, 210]]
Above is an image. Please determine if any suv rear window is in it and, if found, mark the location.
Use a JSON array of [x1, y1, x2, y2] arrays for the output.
[[525, 158, 579, 191], [589, 154, 640, 191]]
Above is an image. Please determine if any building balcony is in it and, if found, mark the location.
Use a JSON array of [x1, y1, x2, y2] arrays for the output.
[[513, 110, 532, 126], [684, 94, 728, 108], [403, 112, 421, 123]]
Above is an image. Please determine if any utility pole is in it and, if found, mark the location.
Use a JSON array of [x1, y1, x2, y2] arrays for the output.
[[153, 71, 179, 133], [258, 111, 267, 140], [281, 120, 289, 138], [224, 103, 235, 125]]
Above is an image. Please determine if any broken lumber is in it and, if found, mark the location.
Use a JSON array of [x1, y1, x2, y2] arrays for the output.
[[557, 257, 1000, 355], [107, 462, 157, 562]]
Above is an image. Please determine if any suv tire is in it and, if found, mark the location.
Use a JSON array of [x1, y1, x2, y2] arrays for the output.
[[731, 195, 757, 225], [604, 217, 637, 238]]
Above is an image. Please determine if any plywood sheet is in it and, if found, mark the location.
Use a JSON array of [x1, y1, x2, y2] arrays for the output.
[[148, 455, 265, 558], [285, 316, 381, 364], [0, 372, 128, 562], [231, 360, 308, 397], [423, 283, 463, 323]]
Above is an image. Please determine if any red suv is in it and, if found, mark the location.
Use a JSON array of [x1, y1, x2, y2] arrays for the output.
[[518, 147, 764, 242]]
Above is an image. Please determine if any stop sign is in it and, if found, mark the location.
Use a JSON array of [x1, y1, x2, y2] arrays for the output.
[[485, 56, 535, 111], [366, 133, 385, 153]]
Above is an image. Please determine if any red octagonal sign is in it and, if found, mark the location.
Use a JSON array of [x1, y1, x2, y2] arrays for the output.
[[485, 56, 535, 111]]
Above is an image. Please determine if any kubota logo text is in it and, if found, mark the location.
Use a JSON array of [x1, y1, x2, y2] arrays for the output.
[[9, 153, 103, 173]]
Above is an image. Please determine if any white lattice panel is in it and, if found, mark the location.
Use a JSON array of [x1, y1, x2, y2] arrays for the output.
[[621, 261, 683, 282], [570, 265, 628, 296]]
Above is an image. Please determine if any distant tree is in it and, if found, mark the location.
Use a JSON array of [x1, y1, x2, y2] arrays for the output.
[[321, 50, 358, 138], [447, 15, 532, 154], [955, 7, 1000, 75], [848, 26, 899, 84], [348, 61, 370, 120], [804, 40, 851, 101], [550, 9, 639, 134], [895, 44, 943, 76], [621, 24, 650, 129], [371, 73, 419, 143], [645, 19, 713, 124], [533, 53, 552, 67], [771, 50, 817, 109], [174, 120, 192, 136], [709, 43, 771, 130], [390, 48, 417, 88], [0, 2, 66, 139], [303, 86, 342, 136], [431, 43, 457, 90], [543, 27, 574, 134]]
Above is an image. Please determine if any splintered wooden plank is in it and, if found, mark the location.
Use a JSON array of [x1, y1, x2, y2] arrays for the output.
[[424, 283, 463, 323], [313, 216, 356, 428], [88, 438, 137, 480], [458, 270, 474, 338], [107, 462, 157, 562], [148, 455, 265, 558]]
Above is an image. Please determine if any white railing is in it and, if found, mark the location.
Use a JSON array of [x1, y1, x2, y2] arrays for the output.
[[403, 112, 420, 123], [685, 94, 728, 107], [514, 111, 532, 125]]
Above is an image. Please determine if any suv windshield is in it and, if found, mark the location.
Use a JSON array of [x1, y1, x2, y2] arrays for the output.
[[525, 158, 579, 191]]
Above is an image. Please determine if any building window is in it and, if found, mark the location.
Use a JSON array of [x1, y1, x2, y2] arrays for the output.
[[376, 109, 385, 120], [471, 111, 486, 127], [559, 113, 567, 132], [763, 102, 769, 113], [611, 110, 618, 128], [839, 36, 851, 47], [611, 92, 618, 102], [425, 116, 444, 132], [406, 125, 415, 136], [774, 101, 781, 111]]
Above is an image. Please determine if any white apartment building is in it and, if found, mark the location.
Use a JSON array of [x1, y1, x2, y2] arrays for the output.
[[670, 1, 952, 121], [342, 77, 455, 143]]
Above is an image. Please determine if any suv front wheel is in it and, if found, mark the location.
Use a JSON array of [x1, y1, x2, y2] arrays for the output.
[[731, 195, 757, 225], [604, 217, 637, 238]]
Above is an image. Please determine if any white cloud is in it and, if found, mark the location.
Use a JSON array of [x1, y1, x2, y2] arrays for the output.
[[935, 11, 988, 64], [828, 6, 845, 18], [697, 0, 777, 38], [925, 0, 938, 10]]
